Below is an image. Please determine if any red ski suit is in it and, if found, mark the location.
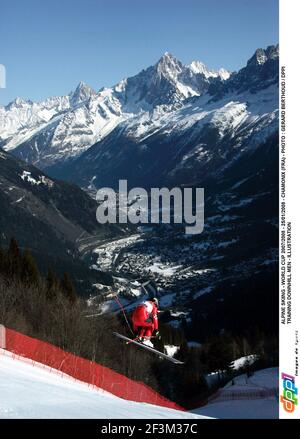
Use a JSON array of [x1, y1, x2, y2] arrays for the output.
[[132, 301, 158, 338]]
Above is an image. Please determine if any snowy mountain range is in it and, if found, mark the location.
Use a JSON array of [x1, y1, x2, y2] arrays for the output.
[[0, 52, 232, 168], [0, 45, 278, 192], [48, 45, 279, 189]]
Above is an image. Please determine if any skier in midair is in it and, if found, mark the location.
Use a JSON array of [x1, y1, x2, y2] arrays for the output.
[[132, 297, 159, 347]]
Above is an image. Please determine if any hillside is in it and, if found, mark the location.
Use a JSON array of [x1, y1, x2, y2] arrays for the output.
[[0, 150, 123, 291]]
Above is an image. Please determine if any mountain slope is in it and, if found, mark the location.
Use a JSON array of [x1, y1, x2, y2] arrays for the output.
[[0, 150, 122, 290]]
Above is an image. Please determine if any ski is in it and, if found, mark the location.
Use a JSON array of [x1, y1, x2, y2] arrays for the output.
[[113, 332, 185, 365]]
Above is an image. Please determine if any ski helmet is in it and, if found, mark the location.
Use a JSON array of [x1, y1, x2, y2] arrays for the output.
[[151, 297, 158, 306]]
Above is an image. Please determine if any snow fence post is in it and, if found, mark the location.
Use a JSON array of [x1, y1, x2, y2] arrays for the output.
[[0, 324, 6, 349]]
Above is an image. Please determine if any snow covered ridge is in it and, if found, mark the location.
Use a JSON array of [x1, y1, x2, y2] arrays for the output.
[[0, 52, 231, 167], [189, 60, 230, 80], [19, 170, 54, 187], [0, 45, 278, 171]]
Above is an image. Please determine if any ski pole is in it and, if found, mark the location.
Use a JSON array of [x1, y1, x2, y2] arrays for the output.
[[113, 293, 135, 336]]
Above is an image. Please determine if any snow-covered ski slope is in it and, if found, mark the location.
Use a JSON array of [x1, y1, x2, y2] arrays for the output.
[[0, 350, 209, 419], [193, 368, 279, 419]]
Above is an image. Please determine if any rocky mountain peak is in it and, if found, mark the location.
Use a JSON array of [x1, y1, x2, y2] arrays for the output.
[[70, 81, 96, 106], [155, 52, 183, 78], [189, 61, 230, 80], [247, 44, 279, 66], [5, 97, 33, 110]]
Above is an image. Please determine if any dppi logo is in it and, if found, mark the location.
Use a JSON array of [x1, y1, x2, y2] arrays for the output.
[[280, 372, 298, 413]]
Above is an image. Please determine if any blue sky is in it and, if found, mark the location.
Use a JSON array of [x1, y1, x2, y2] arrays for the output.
[[0, 0, 278, 105]]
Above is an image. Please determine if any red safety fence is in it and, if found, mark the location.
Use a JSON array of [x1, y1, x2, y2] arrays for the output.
[[1, 326, 184, 411]]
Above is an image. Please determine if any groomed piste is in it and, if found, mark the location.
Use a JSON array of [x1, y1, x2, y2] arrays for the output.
[[0, 349, 209, 419]]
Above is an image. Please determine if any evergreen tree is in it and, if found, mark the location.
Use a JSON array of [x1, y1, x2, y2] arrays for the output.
[[9, 237, 20, 260], [60, 272, 77, 304], [231, 338, 240, 360], [0, 246, 6, 275], [7, 237, 21, 278], [21, 249, 40, 285], [46, 268, 59, 301], [242, 337, 251, 356], [206, 336, 234, 380]]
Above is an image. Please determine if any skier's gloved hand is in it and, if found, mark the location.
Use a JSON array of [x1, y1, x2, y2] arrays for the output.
[[153, 330, 160, 337]]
